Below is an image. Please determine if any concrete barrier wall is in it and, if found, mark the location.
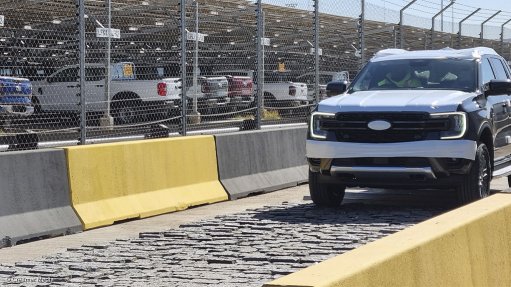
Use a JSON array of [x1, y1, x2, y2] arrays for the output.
[[264, 193, 511, 287], [0, 149, 82, 247], [215, 127, 308, 199], [64, 136, 228, 230]]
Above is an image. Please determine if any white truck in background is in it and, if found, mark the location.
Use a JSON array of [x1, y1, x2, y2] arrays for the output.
[[32, 62, 182, 125], [213, 70, 308, 109]]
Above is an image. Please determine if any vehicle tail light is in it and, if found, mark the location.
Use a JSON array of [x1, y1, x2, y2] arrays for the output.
[[157, 82, 167, 96], [289, 86, 296, 96]]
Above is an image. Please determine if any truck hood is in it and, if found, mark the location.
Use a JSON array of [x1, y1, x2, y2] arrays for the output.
[[318, 90, 476, 113]]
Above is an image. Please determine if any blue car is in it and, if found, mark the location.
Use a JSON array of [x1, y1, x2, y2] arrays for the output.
[[0, 76, 34, 121]]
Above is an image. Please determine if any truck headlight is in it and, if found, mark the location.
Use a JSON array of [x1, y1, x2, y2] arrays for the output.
[[430, 112, 467, 139], [310, 112, 335, 140]]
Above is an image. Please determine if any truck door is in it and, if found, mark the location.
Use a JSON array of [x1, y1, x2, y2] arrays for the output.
[[488, 57, 511, 159], [84, 66, 107, 112], [39, 67, 79, 111]]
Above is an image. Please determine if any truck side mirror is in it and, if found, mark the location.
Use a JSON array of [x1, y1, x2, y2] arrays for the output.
[[326, 81, 348, 97], [484, 79, 511, 96]]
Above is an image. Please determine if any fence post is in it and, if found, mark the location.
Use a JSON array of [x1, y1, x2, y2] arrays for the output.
[[480, 10, 501, 45], [179, 0, 187, 136], [78, 0, 86, 145], [255, 0, 263, 130], [358, 0, 365, 68], [457, 8, 480, 49], [430, 1, 454, 49], [313, 0, 320, 105], [398, 0, 417, 49], [501, 19, 511, 54]]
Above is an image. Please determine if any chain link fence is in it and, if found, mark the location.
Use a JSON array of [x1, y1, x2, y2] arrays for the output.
[[0, 0, 510, 151]]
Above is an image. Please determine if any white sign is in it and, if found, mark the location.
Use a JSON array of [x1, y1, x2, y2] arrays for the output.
[[96, 28, 121, 39], [310, 48, 323, 56], [187, 32, 205, 42], [261, 37, 270, 46], [0, 15, 4, 27]]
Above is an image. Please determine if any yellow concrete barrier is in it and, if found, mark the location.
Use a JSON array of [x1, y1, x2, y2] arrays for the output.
[[265, 193, 511, 287], [64, 136, 228, 230]]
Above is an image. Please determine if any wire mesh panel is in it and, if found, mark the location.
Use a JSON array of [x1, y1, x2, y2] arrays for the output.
[[0, 0, 510, 152], [318, 0, 361, 98], [258, 0, 314, 125], [0, 0, 79, 150], [181, 0, 258, 132], [80, 0, 182, 141]]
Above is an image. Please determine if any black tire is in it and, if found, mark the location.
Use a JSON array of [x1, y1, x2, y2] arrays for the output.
[[111, 96, 141, 125], [457, 143, 491, 205], [309, 170, 346, 207], [32, 96, 42, 114]]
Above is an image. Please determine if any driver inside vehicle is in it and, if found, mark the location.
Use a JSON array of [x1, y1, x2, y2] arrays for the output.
[[377, 63, 422, 88]]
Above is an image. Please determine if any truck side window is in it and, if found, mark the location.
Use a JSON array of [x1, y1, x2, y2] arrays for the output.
[[49, 68, 78, 83], [85, 67, 105, 82], [489, 58, 509, 80], [481, 58, 495, 85]]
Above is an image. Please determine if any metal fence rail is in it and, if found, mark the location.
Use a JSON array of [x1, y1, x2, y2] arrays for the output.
[[0, 0, 510, 150]]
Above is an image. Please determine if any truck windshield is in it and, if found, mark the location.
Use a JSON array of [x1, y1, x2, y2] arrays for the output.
[[348, 58, 477, 93]]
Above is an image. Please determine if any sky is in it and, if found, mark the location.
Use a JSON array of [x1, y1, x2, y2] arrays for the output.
[[455, 0, 511, 13]]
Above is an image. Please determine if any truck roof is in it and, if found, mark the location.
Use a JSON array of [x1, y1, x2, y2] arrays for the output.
[[371, 47, 499, 62]]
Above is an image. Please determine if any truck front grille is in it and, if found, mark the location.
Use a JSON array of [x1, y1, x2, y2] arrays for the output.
[[320, 112, 450, 143]]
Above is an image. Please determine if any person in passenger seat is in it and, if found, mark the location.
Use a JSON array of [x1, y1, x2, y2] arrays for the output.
[[378, 63, 422, 88]]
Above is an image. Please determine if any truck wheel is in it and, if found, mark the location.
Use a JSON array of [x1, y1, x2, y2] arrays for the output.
[[309, 170, 345, 207], [457, 143, 491, 205], [111, 96, 141, 125]]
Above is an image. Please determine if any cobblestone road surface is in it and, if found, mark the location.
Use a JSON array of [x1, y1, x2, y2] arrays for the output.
[[0, 201, 444, 287]]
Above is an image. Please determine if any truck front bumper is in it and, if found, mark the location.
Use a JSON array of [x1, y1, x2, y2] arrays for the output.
[[306, 139, 477, 160]]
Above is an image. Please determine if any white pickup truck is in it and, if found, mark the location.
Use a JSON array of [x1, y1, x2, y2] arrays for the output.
[[32, 62, 182, 125], [213, 70, 308, 110]]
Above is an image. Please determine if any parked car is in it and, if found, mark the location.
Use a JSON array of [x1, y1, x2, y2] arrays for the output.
[[307, 47, 511, 207], [31, 62, 181, 125], [0, 76, 34, 125]]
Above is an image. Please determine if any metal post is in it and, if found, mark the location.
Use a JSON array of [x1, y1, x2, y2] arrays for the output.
[[313, 0, 319, 105], [100, 0, 113, 127], [398, 0, 417, 49], [430, 1, 454, 49], [457, 8, 480, 48], [500, 19, 511, 54], [359, 0, 365, 66], [440, 0, 444, 32], [192, 1, 199, 115], [179, 0, 187, 135], [255, 0, 263, 129], [480, 10, 501, 44], [78, 0, 86, 144]]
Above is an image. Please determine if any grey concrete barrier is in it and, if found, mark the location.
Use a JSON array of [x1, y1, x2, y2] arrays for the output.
[[0, 149, 82, 248], [215, 127, 308, 199]]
